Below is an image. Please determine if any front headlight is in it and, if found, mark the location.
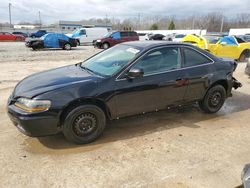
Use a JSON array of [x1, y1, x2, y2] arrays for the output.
[[14, 98, 51, 112], [96, 39, 101, 42]]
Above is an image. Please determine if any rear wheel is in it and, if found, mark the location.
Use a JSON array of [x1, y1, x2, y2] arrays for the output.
[[102, 43, 110, 49], [199, 85, 226, 113], [63, 43, 71, 50], [239, 50, 250, 62], [63, 105, 106, 144]]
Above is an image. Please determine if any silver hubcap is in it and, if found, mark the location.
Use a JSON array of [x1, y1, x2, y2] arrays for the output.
[[65, 44, 71, 50]]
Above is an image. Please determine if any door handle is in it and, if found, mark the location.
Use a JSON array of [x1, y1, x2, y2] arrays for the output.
[[176, 78, 189, 86]]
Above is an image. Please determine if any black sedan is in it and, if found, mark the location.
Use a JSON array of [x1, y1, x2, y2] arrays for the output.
[[149, 34, 165, 40], [7, 41, 241, 144]]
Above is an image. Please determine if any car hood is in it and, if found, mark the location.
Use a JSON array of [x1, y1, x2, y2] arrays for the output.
[[13, 64, 101, 98], [26, 38, 43, 42]]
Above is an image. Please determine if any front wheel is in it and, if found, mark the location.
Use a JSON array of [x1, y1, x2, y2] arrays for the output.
[[199, 85, 226, 113], [63, 43, 71, 50], [63, 105, 106, 144], [102, 43, 110, 49]]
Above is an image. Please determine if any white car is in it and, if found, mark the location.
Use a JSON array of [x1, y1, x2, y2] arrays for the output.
[[137, 33, 152, 41], [172, 34, 186, 42], [67, 28, 109, 45]]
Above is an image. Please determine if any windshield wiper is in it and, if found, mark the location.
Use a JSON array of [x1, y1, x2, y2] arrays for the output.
[[80, 66, 95, 75]]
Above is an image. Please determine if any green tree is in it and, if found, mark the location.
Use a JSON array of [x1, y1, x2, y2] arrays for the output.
[[168, 20, 175, 30], [150, 23, 159, 30]]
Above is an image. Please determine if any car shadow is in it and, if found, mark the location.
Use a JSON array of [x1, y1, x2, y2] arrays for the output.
[[30, 47, 89, 52], [30, 90, 250, 153]]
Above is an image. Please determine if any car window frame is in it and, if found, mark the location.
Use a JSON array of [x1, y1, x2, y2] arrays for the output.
[[131, 46, 182, 76], [181, 46, 214, 68], [116, 45, 215, 81], [121, 32, 129, 38], [116, 45, 184, 80]]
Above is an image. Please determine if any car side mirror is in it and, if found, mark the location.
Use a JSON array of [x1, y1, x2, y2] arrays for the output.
[[126, 68, 144, 78]]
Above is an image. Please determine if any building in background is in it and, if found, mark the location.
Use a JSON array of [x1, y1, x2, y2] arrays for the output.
[[58, 20, 112, 32]]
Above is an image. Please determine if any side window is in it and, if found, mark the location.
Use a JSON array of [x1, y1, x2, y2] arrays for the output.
[[129, 32, 137, 36], [111, 32, 121, 39], [121, 32, 129, 38], [183, 48, 212, 67], [79, 29, 86, 35], [132, 47, 181, 75]]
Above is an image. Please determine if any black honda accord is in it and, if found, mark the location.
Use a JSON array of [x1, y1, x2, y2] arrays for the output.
[[7, 41, 241, 144]]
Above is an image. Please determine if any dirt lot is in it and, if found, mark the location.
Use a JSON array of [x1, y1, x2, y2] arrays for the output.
[[0, 42, 250, 188]]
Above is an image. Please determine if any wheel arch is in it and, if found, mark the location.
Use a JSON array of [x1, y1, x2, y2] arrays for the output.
[[102, 42, 110, 48], [240, 49, 250, 58], [59, 98, 111, 126], [206, 79, 229, 97]]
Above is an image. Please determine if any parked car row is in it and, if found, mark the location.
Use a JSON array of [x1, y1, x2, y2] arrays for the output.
[[0, 32, 25, 41], [137, 33, 187, 42]]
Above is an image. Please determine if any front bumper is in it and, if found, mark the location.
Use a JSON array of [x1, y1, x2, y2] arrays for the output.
[[8, 105, 60, 137]]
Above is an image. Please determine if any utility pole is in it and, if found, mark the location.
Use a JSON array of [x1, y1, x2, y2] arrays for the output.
[[138, 13, 141, 30], [38, 11, 42, 29], [105, 14, 108, 27], [220, 16, 224, 33], [192, 18, 195, 29], [9, 3, 12, 28]]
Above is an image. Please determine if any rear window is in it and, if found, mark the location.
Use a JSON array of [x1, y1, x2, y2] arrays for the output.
[[183, 48, 212, 67], [129, 32, 138, 36]]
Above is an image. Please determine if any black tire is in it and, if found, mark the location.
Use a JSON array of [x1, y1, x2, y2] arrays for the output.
[[199, 85, 226, 113], [102, 42, 110, 49], [63, 105, 106, 144], [239, 52, 248, 62]]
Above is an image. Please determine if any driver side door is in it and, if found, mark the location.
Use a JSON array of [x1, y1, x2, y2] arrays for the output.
[[114, 46, 186, 118]]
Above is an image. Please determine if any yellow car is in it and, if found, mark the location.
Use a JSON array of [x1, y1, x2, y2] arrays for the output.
[[182, 34, 250, 61], [181, 34, 210, 50]]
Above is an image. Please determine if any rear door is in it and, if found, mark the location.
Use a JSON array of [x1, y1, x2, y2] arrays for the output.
[[120, 32, 130, 43], [182, 47, 215, 102], [44, 34, 59, 48]]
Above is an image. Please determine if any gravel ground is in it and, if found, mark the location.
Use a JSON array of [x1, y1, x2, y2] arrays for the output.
[[0, 42, 250, 188]]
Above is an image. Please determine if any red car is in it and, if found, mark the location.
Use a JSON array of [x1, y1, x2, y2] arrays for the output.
[[93, 31, 139, 49], [0, 32, 25, 41]]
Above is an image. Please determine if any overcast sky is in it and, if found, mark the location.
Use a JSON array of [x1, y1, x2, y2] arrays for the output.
[[0, 0, 249, 24]]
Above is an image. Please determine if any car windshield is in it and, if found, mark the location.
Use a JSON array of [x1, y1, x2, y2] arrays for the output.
[[175, 34, 185, 38], [40, 34, 48, 39], [203, 35, 221, 44], [80, 44, 141, 76], [103, 32, 112, 38], [72, 29, 79, 35]]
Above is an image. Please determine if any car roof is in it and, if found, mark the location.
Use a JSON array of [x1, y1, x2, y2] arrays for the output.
[[122, 41, 193, 49]]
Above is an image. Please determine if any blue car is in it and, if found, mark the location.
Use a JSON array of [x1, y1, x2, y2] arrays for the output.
[[30, 30, 47, 38], [25, 33, 78, 50]]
